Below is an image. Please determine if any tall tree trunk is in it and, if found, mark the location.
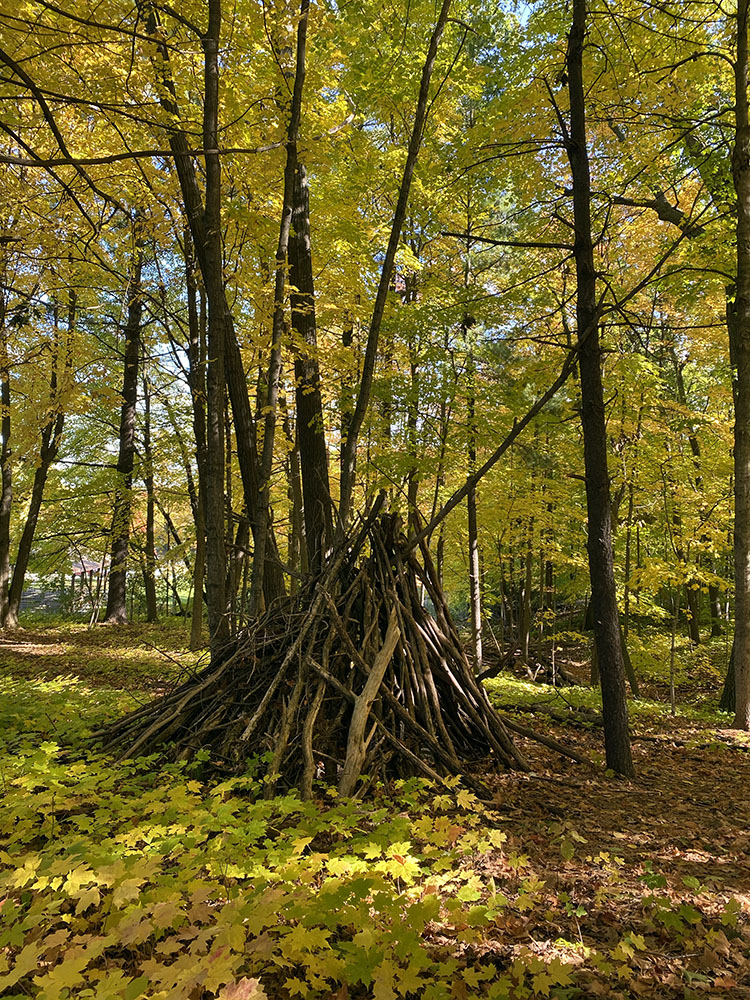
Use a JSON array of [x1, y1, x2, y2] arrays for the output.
[[340, 315, 355, 486], [519, 520, 533, 664], [289, 161, 333, 574], [733, 0, 750, 729], [281, 393, 306, 591], [721, 640, 736, 712], [566, 0, 634, 775], [249, 0, 310, 613], [191, 496, 206, 649], [6, 291, 75, 628], [185, 239, 206, 648], [406, 351, 419, 528], [465, 334, 482, 673], [709, 582, 723, 637], [141, 367, 158, 623], [198, 0, 230, 648], [0, 279, 11, 627], [684, 583, 701, 645], [105, 245, 143, 624], [145, 1, 285, 645]]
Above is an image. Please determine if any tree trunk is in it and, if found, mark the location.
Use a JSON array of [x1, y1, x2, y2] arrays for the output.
[[7, 292, 75, 628], [406, 348, 419, 530], [281, 392, 306, 590], [191, 495, 206, 650], [141, 368, 158, 623], [733, 0, 750, 729], [709, 582, 723, 637], [466, 346, 482, 673], [145, 2, 285, 644], [519, 520, 533, 664], [186, 238, 206, 649], [720, 640, 736, 712], [684, 583, 701, 645], [199, 1, 230, 648], [249, 0, 310, 614], [340, 316, 355, 485], [105, 245, 143, 624], [289, 161, 333, 574], [566, 0, 634, 775], [0, 285, 11, 627]]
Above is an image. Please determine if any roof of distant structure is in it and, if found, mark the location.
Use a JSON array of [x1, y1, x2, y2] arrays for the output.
[[72, 558, 106, 575]]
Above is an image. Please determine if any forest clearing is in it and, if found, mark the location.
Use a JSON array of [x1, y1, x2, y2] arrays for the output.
[[3, 0, 750, 996]]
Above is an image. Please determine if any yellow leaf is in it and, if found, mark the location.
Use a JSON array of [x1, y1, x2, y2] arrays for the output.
[[75, 885, 101, 914], [112, 877, 144, 908]]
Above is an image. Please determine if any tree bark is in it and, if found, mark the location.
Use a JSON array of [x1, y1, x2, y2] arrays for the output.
[[721, 640, 736, 712], [709, 582, 723, 637], [289, 161, 333, 574], [249, 0, 310, 613], [105, 246, 143, 624], [281, 391, 307, 589], [141, 367, 158, 623], [185, 236, 206, 647], [733, 0, 750, 729], [0, 278, 11, 627], [6, 292, 75, 628], [144, 1, 285, 643], [566, 0, 634, 775], [191, 495, 206, 649], [466, 343, 482, 673], [198, 0, 230, 648], [520, 519, 533, 664]]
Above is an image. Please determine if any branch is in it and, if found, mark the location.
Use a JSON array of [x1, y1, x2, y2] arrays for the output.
[[0, 45, 123, 212], [611, 191, 705, 236], [338, 0, 454, 526], [407, 344, 580, 551], [441, 231, 573, 250]]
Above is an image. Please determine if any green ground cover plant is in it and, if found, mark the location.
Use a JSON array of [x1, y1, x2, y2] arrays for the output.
[[0, 625, 748, 999]]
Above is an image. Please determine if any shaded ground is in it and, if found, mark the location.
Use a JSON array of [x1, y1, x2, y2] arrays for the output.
[[0, 620, 747, 999]]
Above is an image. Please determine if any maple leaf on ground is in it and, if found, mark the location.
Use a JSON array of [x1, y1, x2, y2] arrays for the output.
[[218, 977, 268, 999]]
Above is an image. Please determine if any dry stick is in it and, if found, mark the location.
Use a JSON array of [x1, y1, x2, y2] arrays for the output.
[[374, 722, 445, 784], [339, 609, 400, 796], [301, 679, 326, 800], [108, 653, 231, 754], [372, 533, 421, 717], [377, 684, 464, 772], [311, 643, 463, 777], [103, 628, 252, 740], [500, 715, 594, 767], [327, 582, 438, 756], [265, 665, 308, 798], [238, 550, 344, 743], [412, 546, 476, 671], [405, 593, 456, 753], [413, 610, 525, 767], [397, 598, 436, 736]]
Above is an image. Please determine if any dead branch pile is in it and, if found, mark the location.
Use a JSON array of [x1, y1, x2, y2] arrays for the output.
[[102, 513, 586, 797]]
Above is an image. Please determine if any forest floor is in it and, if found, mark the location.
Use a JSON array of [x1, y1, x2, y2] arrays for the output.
[[0, 618, 748, 999]]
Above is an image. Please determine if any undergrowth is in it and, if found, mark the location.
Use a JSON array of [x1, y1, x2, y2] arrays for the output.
[[0, 623, 747, 999]]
